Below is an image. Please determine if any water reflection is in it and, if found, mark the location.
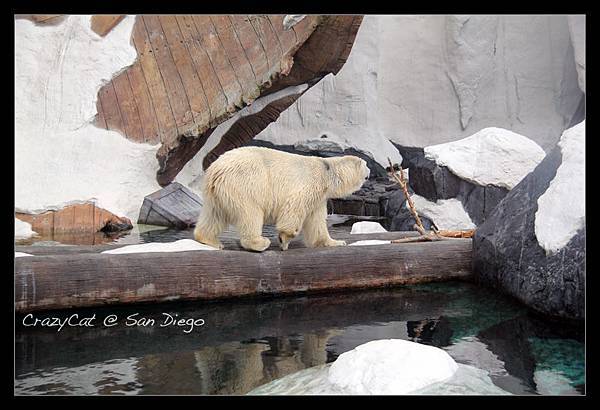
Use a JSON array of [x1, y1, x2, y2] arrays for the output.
[[15, 282, 585, 395]]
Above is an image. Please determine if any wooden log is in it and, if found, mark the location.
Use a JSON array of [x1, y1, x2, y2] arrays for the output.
[[15, 237, 472, 312]]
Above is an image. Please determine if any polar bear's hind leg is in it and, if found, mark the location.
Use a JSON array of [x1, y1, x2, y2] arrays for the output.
[[235, 207, 271, 252], [193, 201, 226, 250]]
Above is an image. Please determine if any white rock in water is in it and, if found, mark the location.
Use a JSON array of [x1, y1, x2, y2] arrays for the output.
[[424, 127, 546, 189], [349, 240, 391, 246], [102, 239, 218, 255], [15, 252, 34, 258], [535, 121, 585, 254], [327, 339, 459, 395], [15, 218, 37, 240], [350, 221, 388, 234], [410, 195, 476, 230]]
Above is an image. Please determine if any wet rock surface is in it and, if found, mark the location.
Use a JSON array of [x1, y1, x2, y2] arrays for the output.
[[473, 136, 585, 321]]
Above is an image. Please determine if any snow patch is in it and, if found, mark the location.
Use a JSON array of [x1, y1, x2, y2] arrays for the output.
[[15, 15, 161, 222], [15, 218, 37, 239], [15, 252, 34, 258], [535, 121, 585, 254], [410, 195, 476, 230], [327, 339, 459, 395], [349, 240, 391, 246], [350, 221, 388, 234], [424, 127, 546, 189], [102, 239, 218, 255]]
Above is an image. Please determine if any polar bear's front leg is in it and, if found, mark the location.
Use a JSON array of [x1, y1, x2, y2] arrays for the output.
[[302, 203, 347, 248]]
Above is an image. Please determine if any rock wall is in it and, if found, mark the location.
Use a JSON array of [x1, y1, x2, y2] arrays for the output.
[[473, 122, 585, 320], [254, 15, 584, 155]]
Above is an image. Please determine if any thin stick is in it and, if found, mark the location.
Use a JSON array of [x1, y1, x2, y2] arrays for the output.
[[387, 158, 426, 233]]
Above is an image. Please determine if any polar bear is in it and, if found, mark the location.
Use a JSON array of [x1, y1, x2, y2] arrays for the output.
[[193, 146, 370, 252]]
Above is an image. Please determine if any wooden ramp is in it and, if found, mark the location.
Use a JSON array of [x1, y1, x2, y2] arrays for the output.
[[15, 232, 473, 313]]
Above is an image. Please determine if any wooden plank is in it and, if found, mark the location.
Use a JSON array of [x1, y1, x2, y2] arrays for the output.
[[71, 203, 95, 233], [158, 15, 211, 131], [98, 81, 125, 136], [126, 64, 161, 144], [16, 15, 66, 25], [142, 15, 194, 130], [248, 15, 282, 76], [112, 72, 144, 142], [94, 97, 108, 130], [176, 15, 228, 127], [228, 15, 270, 85], [15, 238, 472, 312], [131, 16, 178, 143], [192, 15, 243, 110], [268, 15, 299, 56], [210, 15, 260, 103], [52, 205, 76, 234], [90, 15, 125, 37]]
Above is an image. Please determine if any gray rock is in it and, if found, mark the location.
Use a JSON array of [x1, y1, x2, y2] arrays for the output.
[[473, 145, 585, 321], [393, 144, 509, 226]]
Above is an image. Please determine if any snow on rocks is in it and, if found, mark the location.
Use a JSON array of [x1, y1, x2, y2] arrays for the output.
[[102, 239, 218, 255], [410, 195, 476, 230], [424, 127, 546, 190], [327, 339, 458, 395], [15, 252, 34, 258], [350, 221, 388, 234], [535, 121, 585, 254], [15, 218, 37, 240], [349, 240, 391, 246]]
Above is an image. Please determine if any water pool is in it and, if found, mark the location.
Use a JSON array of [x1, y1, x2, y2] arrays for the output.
[[14, 281, 584, 395]]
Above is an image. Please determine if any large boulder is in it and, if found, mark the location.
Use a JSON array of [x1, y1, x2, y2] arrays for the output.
[[473, 121, 585, 321], [394, 127, 546, 227]]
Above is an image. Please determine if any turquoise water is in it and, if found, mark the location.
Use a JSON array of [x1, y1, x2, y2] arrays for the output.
[[14, 281, 585, 395]]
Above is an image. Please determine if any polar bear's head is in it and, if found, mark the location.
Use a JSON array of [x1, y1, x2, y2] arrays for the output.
[[325, 155, 370, 198]]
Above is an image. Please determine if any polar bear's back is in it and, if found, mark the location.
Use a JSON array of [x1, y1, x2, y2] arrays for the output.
[[202, 147, 326, 220]]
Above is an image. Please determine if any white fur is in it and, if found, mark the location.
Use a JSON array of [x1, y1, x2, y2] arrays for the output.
[[194, 147, 369, 251]]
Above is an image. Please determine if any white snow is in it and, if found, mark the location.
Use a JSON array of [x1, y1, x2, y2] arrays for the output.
[[327, 339, 458, 395], [350, 221, 388, 234], [424, 127, 546, 189], [101, 239, 218, 255], [15, 218, 37, 240], [15, 15, 162, 221], [15, 252, 34, 258], [349, 240, 391, 246], [535, 121, 585, 254], [410, 195, 476, 230]]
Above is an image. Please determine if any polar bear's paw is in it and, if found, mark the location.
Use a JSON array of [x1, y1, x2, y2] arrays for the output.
[[240, 236, 271, 252], [324, 239, 347, 247]]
